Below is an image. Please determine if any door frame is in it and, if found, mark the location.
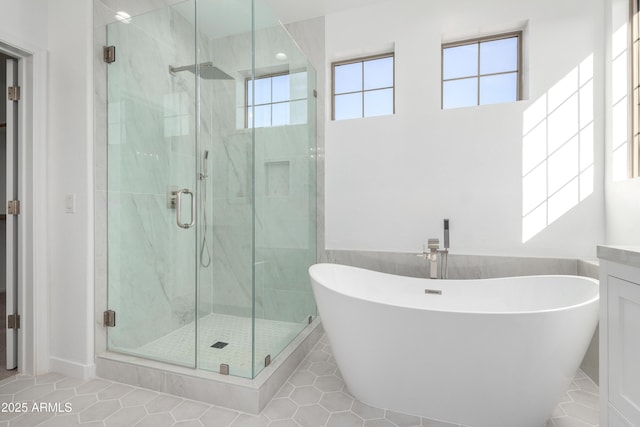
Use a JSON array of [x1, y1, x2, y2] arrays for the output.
[[0, 34, 49, 376], [6, 55, 19, 370]]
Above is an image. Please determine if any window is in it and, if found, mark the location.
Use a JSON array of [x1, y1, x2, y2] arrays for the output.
[[246, 71, 307, 128], [442, 32, 522, 109], [332, 54, 394, 120], [631, 0, 640, 177]]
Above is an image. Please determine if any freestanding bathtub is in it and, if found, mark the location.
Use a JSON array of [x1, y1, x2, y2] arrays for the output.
[[309, 263, 599, 427]]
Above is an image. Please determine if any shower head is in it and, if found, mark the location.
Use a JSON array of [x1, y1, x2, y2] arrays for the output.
[[169, 61, 234, 80]]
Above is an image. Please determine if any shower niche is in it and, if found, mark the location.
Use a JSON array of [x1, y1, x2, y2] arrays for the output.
[[98, 0, 317, 386]]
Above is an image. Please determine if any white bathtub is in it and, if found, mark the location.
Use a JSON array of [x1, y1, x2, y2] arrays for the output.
[[309, 263, 599, 427]]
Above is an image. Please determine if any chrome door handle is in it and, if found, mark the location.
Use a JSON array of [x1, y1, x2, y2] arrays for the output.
[[174, 189, 195, 229]]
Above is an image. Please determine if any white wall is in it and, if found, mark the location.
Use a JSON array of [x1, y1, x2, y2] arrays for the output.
[[0, 0, 48, 49], [0, 0, 51, 376], [604, 0, 640, 245], [0, 0, 94, 377], [46, 0, 94, 377], [325, 0, 606, 258]]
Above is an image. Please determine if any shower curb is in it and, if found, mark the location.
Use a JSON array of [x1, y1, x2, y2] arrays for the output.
[[96, 319, 323, 413]]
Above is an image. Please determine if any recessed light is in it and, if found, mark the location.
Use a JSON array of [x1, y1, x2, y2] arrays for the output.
[[115, 11, 132, 24], [275, 52, 288, 61]]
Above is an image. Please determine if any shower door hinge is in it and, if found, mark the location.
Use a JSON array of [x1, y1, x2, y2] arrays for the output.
[[264, 354, 272, 367], [7, 314, 20, 329], [7, 86, 20, 101], [313, 89, 317, 98], [7, 200, 20, 215], [103, 46, 116, 64], [103, 310, 116, 327]]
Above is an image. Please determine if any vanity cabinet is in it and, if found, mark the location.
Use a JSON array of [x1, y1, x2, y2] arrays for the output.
[[598, 246, 640, 427]]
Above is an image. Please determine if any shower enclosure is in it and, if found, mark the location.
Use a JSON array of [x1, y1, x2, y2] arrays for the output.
[[104, 0, 317, 379]]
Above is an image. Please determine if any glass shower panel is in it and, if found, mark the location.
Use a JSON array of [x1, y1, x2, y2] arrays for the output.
[[194, 0, 255, 378], [106, 2, 199, 368], [252, 2, 318, 377], [105, 0, 317, 380]]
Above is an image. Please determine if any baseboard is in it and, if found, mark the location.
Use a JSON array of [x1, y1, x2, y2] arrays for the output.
[[49, 356, 95, 379]]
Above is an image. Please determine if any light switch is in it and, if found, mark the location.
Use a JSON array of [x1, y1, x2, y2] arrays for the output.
[[65, 193, 76, 214]]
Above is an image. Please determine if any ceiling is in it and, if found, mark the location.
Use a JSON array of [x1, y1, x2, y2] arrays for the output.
[[264, 0, 391, 24]]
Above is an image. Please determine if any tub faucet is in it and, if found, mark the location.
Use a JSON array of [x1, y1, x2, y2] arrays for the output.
[[427, 239, 440, 279], [420, 219, 450, 279]]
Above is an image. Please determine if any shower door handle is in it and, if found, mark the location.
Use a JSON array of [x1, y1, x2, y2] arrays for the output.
[[174, 189, 195, 229]]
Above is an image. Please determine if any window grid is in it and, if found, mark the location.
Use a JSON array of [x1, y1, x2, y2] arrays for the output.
[[245, 72, 307, 128], [441, 31, 523, 109], [331, 53, 395, 120], [631, 0, 640, 177]]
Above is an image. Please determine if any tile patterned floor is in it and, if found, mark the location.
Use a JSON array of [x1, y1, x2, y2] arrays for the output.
[[0, 334, 599, 427]]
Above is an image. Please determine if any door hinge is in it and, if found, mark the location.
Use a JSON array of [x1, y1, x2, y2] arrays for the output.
[[103, 46, 116, 64], [7, 86, 20, 101], [313, 89, 318, 98], [7, 200, 20, 215], [103, 310, 116, 327], [8, 314, 20, 329]]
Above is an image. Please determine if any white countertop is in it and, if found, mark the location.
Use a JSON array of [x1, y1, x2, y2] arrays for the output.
[[597, 245, 640, 268]]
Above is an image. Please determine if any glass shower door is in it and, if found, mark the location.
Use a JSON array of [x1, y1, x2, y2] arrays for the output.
[[106, 3, 199, 368], [251, 3, 318, 378]]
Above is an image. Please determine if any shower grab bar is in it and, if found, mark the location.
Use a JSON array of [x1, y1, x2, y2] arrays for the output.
[[174, 189, 195, 229]]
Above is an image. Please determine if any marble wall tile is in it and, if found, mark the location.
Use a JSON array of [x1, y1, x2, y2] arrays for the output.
[[284, 18, 326, 265], [102, 5, 207, 351], [325, 250, 584, 280], [204, 22, 318, 325], [108, 193, 175, 349], [325, 250, 399, 275], [577, 259, 599, 279], [209, 127, 252, 317], [259, 289, 316, 324], [479, 255, 577, 279], [445, 254, 483, 279]]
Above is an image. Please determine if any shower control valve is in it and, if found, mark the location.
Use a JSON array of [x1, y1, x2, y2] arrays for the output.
[[167, 186, 179, 209]]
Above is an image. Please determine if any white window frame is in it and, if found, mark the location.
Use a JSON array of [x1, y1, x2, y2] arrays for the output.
[[331, 53, 395, 120], [441, 31, 523, 109], [245, 71, 307, 128]]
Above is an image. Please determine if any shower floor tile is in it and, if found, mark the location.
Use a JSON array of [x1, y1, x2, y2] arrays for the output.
[[133, 313, 305, 377]]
